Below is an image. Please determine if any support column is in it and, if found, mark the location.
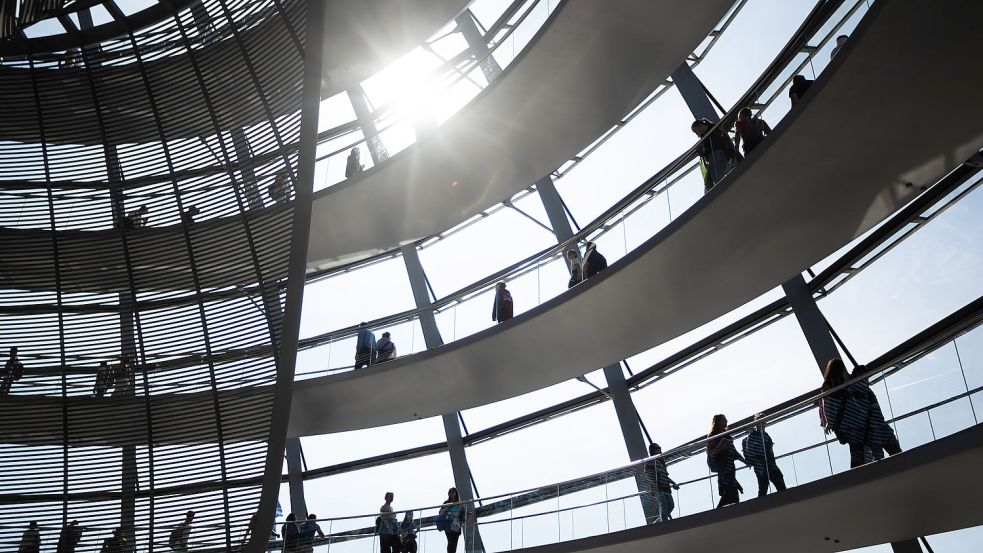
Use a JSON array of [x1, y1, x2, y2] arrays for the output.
[[456, 10, 502, 82], [671, 64, 717, 122], [88, 7, 139, 538], [601, 365, 648, 460], [538, 177, 657, 520], [782, 274, 839, 372], [249, 0, 327, 546], [671, 63, 729, 192], [284, 439, 308, 518], [401, 245, 483, 553], [347, 85, 389, 164], [230, 124, 308, 520]]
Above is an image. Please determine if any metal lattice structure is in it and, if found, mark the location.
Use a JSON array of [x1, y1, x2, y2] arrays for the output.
[[0, 0, 314, 550]]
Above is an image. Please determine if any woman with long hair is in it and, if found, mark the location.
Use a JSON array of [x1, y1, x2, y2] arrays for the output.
[[706, 414, 746, 508], [821, 358, 902, 468], [438, 487, 464, 553]]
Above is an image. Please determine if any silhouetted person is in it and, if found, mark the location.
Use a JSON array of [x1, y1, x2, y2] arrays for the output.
[[583, 241, 607, 279], [733, 107, 772, 157], [375, 332, 397, 363], [789, 75, 813, 106], [268, 174, 288, 204], [282, 513, 301, 553], [299, 514, 325, 553], [438, 488, 465, 553], [2, 346, 24, 395], [567, 250, 583, 289], [60, 48, 82, 69], [707, 414, 746, 508], [56, 520, 83, 553], [830, 34, 849, 58], [378, 492, 400, 553], [691, 118, 739, 193], [492, 282, 513, 324], [346, 147, 364, 178], [181, 206, 200, 224], [354, 323, 377, 370], [821, 358, 902, 468], [99, 528, 126, 553], [123, 205, 149, 229], [400, 511, 420, 553], [18, 521, 40, 553], [742, 414, 786, 497], [645, 442, 679, 523], [168, 510, 194, 552], [112, 354, 134, 397], [93, 361, 112, 397]]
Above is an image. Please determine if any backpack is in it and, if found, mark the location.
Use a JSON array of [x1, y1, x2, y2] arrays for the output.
[[706, 438, 722, 473], [435, 506, 451, 532], [168, 526, 183, 547]]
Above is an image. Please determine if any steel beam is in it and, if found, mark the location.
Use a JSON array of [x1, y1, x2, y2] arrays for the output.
[[401, 244, 484, 553], [248, 0, 326, 548]]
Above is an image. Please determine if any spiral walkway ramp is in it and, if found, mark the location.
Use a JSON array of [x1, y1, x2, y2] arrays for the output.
[[0, 0, 733, 293], [293, 0, 983, 433]]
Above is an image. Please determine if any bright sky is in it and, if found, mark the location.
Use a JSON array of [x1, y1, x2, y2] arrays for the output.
[[277, 1, 983, 551]]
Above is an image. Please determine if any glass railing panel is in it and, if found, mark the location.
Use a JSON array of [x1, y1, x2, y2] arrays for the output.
[[882, 342, 968, 417]]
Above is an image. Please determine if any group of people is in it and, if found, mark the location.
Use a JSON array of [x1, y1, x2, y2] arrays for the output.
[[354, 323, 398, 370], [277, 513, 325, 553], [490, 241, 609, 325], [376, 489, 465, 553], [92, 354, 141, 397], [14, 510, 193, 553], [687, 357, 901, 511], [689, 34, 850, 194], [1, 347, 149, 397]]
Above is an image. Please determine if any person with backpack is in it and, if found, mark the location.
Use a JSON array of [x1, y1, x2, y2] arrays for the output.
[[820, 358, 902, 468], [644, 442, 679, 522], [375, 332, 397, 363], [733, 107, 772, 157], [399, 511, 420, 553], [437, 488, 465, 553], [2, 346, 24, 395], [281, 513, 301, 553], [378, 492, 400, 553], [168, 510, 194, 552], [492, 282, 513, 324], [742, 413, 786, 497], [354, 323, 377, 370], [691, 118, 740, 193], [707, 414, 746, 508]]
